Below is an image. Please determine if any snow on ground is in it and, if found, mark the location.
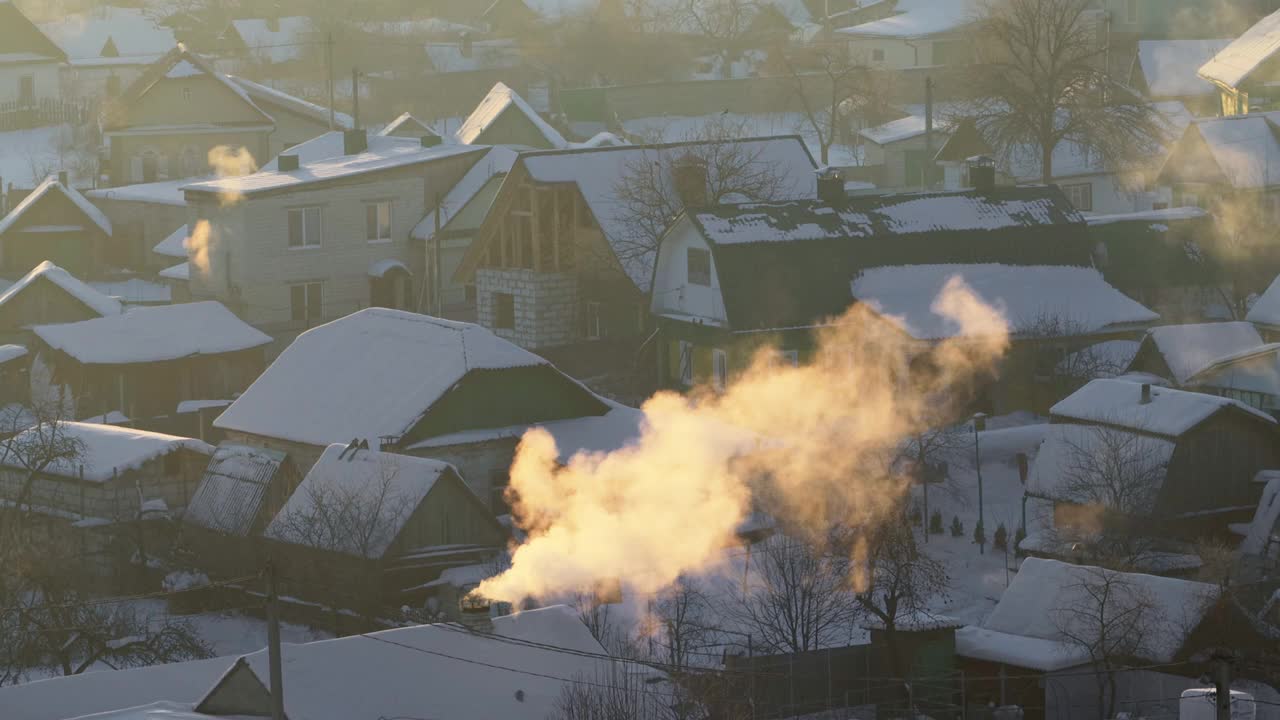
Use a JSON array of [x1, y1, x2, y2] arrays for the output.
[[0, 125, 88, 190], [621, 113, 865, 167]]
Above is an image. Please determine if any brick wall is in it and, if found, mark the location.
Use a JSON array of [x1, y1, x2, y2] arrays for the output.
[[475, 267, 578, 349]]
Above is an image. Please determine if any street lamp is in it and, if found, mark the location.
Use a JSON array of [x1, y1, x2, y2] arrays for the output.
[[973, 412, 987, 555]]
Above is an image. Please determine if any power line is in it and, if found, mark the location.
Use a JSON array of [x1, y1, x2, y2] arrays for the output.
[[0, 573, 261, 617]]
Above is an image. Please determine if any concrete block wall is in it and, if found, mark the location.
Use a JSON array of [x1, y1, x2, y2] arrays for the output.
[[475, 268, 578, 349]]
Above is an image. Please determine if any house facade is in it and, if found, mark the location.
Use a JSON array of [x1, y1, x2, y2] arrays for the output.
[[453, 136, 818, 351], [1198, 7, 1280, 115], [0, 3, 66, 110], [37, 6, 175, 102], [835, 0, 972, 70], [182, 131, 484, 340], [0, 174, 112, 278], [0, 261, 122, 346]]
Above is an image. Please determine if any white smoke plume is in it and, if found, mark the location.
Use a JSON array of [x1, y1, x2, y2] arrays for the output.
[[206, 145, 257, 208], [478, 277, 1010, 604]]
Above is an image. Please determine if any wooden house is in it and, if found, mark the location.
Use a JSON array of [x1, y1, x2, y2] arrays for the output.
[[1249, 273, 1280, 342], [0, 261, 123, 346], [261, 444, 506, 614], [454, 82, 566, 150], [452, 135, 817, 351], [1197, 8, 1280, 115], [1127, 322, 1280, 415], [0, 421, 212, 526], [0, 2, 66, 110], [1130, 39, 1232, 116], [1028, 378, 1280, 543], [650, 185, 1157, 413], [31, 301, 271, 421], [956, 558, 1274, 720], [212, 308, 641, 508], [0, 175, 112, 279]]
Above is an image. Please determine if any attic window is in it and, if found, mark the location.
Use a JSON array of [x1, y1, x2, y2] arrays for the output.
[[687, 248, 711, 286]]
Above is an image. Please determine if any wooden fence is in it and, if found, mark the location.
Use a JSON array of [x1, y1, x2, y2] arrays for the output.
[[0, 98, 95, 132]]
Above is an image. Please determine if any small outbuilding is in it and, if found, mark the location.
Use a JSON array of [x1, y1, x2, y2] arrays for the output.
[[0, 175, 112, 278]]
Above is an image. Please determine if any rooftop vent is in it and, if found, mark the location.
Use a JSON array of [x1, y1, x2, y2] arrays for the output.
[[420, 134, 443, 148], [343, 129, 368, 156], [277, 154, 299, 172], [817, 167, 846, 204], [967, 155, 995, 193], [1140, 383, 1152, 405]]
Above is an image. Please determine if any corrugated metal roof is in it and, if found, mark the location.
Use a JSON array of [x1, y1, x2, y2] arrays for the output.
[[183, 444, 285, 536]]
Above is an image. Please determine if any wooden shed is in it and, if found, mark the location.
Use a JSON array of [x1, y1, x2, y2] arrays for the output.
[[0, 261, 122, 345], [0, 175, 110, 279]]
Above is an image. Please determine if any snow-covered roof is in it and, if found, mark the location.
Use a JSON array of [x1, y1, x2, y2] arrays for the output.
[[861, 609, 964, 632], [214, 309, 548, 447], [0, 175, 111, 237], [408, 398, 644, 463], [1173, 112, 1280, 189], [1057, 339, 1141, 380], [1138, 39, 1232, 98], [202, 605, 611, 720], [1142, 322, 1265, 385], [227, 17, 311, 64], [0, 655, 234, 720], [360, 18, 479, 36], [379, 111, 439, 138], [516, 136, 817, 289], [1050, 378, 1275, 439], [1183, 343, 1280, 397], [859, 114, 955, 145], [265, 444, 459, 558], [1, 422, 212, 483], [0, 261, 123, 318], [38, 8, 175, 62], [413, 146, 516, 241], [33, 301, 270, 365], [1248, 273, 1280, 327], [1027, 422, 1176, 505], [1084, 206, 1209, 226], [955, 626, 1090, 671], [261, 131, 417, 170], [850, 264, 1156, 340], [0, 344, 27, 365], [368, 258, 411, 278], [978, 557, 1218, 665], [153, 224, 189, 258], [106, 45, 270, 132], [227, 75, 353, 130], [837, 0, 975, 39], [185, 139, 481, 198], [425, 39, 520, 74], [183, 443, 287, 536], [1241, 471, 1280, 557], [456, 82, 567, 149], [159, 261, 189, 281], [86, 177, 201, 207], [1198, 8, 1280, 89], [620, 112, 864, 168]]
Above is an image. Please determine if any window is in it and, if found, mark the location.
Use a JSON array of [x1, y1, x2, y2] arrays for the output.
[[585, 301, 603, 340], [1062, 182, 1093, 211], [778, 349, 799, 367], [687, 248, 711, 286], [366, 201, 392, 243], [677, 340, 693, 386], [290, 282, 323, 326], [493, 292, 515, 329], [182, 86, 192, 101], [287, 207, 322, 248], [18, 75, 34, 106], [712, 348, 728, 390], [871, 48, 885, 62]]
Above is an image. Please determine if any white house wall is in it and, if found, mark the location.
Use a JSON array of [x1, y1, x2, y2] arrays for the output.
[[0, 63, 61, 106], [650, 217, 728, 327]]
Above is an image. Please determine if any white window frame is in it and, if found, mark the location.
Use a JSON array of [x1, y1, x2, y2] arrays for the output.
[[687, 247, 712, 287], [585, 300, 603, 340], [290, 281, 323, 326], [366, 200, 393, 243], [288, 206, 322, 249], [1062, 182, 1092, 212], [712, 348, 728, 390], [677, 340, 693, 387]]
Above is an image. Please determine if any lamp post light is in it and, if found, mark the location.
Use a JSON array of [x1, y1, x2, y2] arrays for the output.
[[973, 412, 987, 555]]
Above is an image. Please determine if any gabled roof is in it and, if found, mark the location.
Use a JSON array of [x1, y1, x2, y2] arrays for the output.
[[960, 558, 1218, 669], [196, 606, 611, 720], [38, 7, 174, 64], [105, 45, 273, 131], [850, 264, 1157, 341], [152, 224, 189, 258], [1248, 273, 1280, 327], [0, 344, 26, 365], [1158, 112, 1280, 189], [184, 443, 287, 536], [158, 261, 189, 281], [1050, 377, 1275, 439], [1028, 422, 1177, 506], [1198, 8, 1280, 89], [1184, 342, 1280, 387], [1240, 471, 1280, 557], [413, 146, 516, 241], [379, 112, 439, 138], [0, 261, 123, 319], [0, 1, 68, 63], [33, 301, 271, 365], [225, 17, 312, 63], [213, 309, 550, 447], [227, 75, 353, 130], [836, 0, 974, 39], [456, 82, 566, 148], [1140, 321, 1265, 385], [0, 422, 213, 483], [1138, 39, 1232, 98], [0, 175, 112, 237], [265, 445, 490, 559]]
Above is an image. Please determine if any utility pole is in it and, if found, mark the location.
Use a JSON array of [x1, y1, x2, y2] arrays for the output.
[[924, 76, 933, 189], [974, 413, 987, 555], [325, 32, 335, 131], [1213, 651, 1234, 720], [265, 561, 285, 720], [918, 433, 928, 543], [433, 192, 443, 316], [351, 67, 360, 130]]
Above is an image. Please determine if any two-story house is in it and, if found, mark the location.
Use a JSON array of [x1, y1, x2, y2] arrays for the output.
[[0, 2, 66, 111], [38, 6, 176, 102], [181, 129, 485, 343], [452, 136, 817, 351]]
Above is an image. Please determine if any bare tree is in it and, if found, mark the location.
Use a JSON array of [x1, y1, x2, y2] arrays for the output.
[[268, 457, 408, 561], [1052, 565, 1160, 720], [0, 408, 85, 536], [966, 0, 1169, 184], [678, 0, 759, 79], [777, 44, 892, 166], [612, 118, 796, 274], [553, 665, 684, 720], [734, 535, 860, 654], [648, 578, 715, 671]]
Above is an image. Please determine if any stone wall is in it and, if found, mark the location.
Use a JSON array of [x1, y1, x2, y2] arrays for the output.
[[475, 268, 578, 349]]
